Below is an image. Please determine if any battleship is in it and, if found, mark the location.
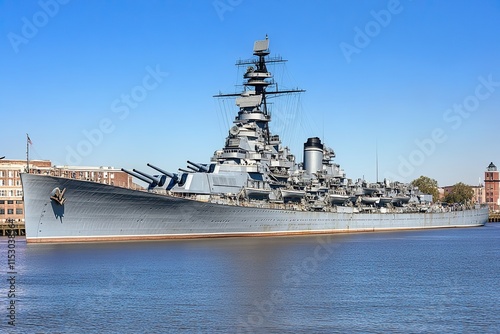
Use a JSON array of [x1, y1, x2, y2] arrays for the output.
[[21, 36, 489, 243]]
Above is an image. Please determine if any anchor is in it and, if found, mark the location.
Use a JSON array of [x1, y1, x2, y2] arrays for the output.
[[50, 187, 66, 205]]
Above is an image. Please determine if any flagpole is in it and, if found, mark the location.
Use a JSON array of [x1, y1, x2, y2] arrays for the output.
[[26, 133, 29, 173], [375, 138, 379, 183]]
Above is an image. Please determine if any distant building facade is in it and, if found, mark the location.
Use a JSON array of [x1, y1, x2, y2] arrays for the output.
[[0, 159, 142, 223], [485, 162, 500, 211], [471, 185, 485, 204], [439, 184, 485, 204], [438, 187, 445, 201], [0, 160, 50, 223], [440, 185, 454, 200]]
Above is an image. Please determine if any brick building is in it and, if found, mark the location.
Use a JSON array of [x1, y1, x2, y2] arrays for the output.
[[485, 162, 500, 211], [0, 158, 142, 223]]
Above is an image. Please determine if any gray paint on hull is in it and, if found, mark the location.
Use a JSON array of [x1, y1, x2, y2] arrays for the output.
[[21, 174, 489, 242]]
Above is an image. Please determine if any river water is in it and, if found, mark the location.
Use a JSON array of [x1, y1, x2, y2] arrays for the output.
[[1, 224, 499, 333]]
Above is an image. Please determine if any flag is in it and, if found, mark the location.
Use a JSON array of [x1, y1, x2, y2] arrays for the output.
[[27, 134, 32, 145]]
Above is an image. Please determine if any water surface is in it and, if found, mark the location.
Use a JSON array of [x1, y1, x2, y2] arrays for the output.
[[1, 224, 499, 333]]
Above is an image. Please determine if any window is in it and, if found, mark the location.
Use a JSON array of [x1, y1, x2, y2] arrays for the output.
[[0, 180, 3, 186], [0, 200, 4, 204], [0, 209, 4, 214], [16, 200, 23, 204], [7, 209, 13, 214], [7, 200, 13, 204], [8, 171, 13, 177], [16, 208, 23, 215], [16, 190, 22, 197]]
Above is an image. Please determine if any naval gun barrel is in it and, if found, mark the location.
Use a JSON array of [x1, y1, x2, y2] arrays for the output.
[[121, 168, 154, 185], [132, 168, 167, 187], [187, 160, 209, 172], [147, 163, 178, 181]]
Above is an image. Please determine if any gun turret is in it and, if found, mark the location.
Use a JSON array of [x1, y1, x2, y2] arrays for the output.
[[132, 169, 167, 187], [187, 160, 209, 172]]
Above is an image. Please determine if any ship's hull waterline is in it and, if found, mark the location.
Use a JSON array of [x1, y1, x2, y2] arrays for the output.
[[21, 174, 489, 243]]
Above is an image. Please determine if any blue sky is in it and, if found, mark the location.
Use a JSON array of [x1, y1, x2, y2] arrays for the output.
[[1, 0, 499, 187]]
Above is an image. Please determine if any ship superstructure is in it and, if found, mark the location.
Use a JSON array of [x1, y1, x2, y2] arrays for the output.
[[125, 36, 430, 212]]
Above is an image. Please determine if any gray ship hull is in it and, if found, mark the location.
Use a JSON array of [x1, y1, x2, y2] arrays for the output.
[[21, 174, 489, 243]]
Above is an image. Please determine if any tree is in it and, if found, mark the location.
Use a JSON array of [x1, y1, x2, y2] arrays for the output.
[[443, 182, 474, 204], [411, 175, 439, 202]]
